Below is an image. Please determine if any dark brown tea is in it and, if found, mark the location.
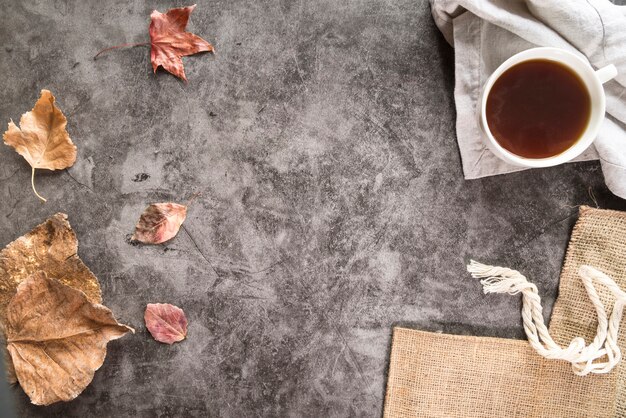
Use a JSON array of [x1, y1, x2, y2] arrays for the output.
[[486, 59, 591, 159]]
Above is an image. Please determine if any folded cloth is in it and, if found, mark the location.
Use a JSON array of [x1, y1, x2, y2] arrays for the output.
[[429, 0, 626, 198], [384, 206, 626, 417]]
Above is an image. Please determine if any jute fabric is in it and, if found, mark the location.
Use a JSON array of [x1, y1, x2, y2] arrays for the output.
[[384, 207, 626, 417]]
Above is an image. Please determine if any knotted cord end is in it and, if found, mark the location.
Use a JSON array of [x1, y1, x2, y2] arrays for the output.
[[467, 260, 530, 295]]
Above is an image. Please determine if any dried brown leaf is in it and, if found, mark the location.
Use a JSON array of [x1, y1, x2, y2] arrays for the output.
[[0, 213, 102, 383], [145, 303, 188, 344], [0, 213, 102, 325], [150, 4, 214, 81], [6, 272, 133, 405], [132, 203, 187, 244], [3, 89, 77, 201]]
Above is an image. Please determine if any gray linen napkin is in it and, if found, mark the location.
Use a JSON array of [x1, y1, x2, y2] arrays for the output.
[[430, 0, 626, 198]]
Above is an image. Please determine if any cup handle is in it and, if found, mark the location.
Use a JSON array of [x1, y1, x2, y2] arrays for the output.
[[596, 64, 618, 84]]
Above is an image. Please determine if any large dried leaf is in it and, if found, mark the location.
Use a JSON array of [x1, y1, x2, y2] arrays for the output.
[[0, 213, 102, 383], [6, 272, 132, 405], [3, 90, 77, 201], [145, 303, 188, 344], [0, 213, 102, 326], [132, 203, 187, 244], [150, 4, 214, 81]]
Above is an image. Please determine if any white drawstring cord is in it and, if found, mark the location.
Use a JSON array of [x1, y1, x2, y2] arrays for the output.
[[468, 260, 626, 376]]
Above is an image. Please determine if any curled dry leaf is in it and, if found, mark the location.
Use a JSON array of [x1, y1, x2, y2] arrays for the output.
[[0, 213, 102, 325], [145, 303, 188, 344], [150, 4, 214, 81], [0, 213, 102, 383], [6, 272, 133, 405], [132, 203, 187, 244], [3, 90, 77, 202]]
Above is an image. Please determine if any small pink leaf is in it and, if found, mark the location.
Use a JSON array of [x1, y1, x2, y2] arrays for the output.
[[144, 303, 188, 344], [132, 203, 187, 244]]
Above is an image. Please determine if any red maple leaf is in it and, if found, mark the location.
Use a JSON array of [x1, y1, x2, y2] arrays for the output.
[[149, 5, 214, 81], [95, 4, 214, 81]]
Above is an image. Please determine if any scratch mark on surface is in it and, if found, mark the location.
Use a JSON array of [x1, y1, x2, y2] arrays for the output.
[[65, 169, 94, 192], [0, 168, 20, 182], [515, 211, 578, 251], [292, 51, 307, 90], [247, 259, 285, 275], [181, 224, 220, 280]]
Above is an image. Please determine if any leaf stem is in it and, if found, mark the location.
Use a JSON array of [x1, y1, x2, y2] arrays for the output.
[[31, 167, 47, 202], [186, 192, 202, 206], [94, 42, 150, 60]]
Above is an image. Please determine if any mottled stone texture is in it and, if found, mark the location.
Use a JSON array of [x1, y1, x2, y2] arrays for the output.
[[0, 0, 625, 416]]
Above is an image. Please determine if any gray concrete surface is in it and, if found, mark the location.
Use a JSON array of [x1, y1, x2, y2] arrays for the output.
[[1, 0, 625, 416]]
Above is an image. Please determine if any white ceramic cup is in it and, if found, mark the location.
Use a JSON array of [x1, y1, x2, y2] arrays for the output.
[[479, 47, 617, 168]]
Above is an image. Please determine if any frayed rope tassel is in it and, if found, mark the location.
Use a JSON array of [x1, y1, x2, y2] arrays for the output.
[[468, 260, 626, 376]]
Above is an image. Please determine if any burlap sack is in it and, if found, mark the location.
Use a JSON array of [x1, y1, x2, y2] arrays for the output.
[[384, 206, 626, 417], [549, 206, 626, 416]]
